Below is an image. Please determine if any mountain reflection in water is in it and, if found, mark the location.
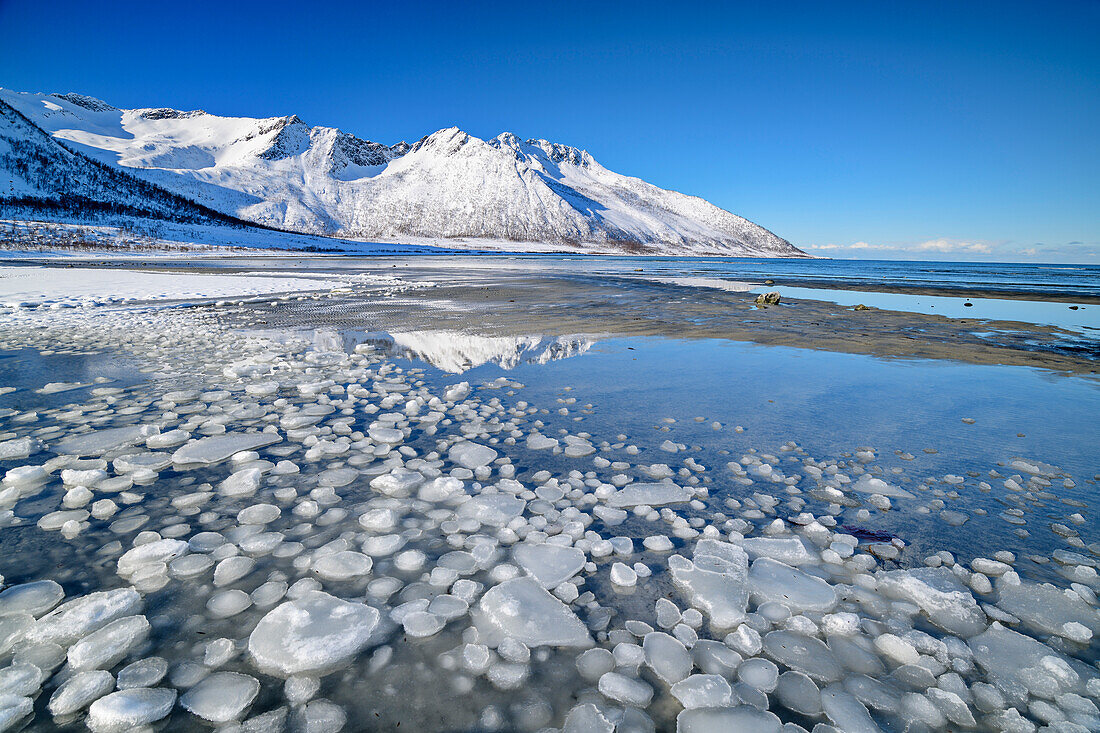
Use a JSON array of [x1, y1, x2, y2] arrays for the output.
[[310, 329, 594, 373]]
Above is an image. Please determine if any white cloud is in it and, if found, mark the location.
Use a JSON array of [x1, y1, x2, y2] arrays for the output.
[[846, 241, 894, 250], [803, 241, 892, 251], [913, 239, 993, 254], [801, 237, 1098, 262]]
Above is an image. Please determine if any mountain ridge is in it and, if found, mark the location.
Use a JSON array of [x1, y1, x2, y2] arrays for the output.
[[0, 98, 262, 230], [0, 88, 806, 256]]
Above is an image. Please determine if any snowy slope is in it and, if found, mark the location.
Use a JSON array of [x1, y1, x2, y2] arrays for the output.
[[0, 88, 804, 256], [0, 98, 253, 228]]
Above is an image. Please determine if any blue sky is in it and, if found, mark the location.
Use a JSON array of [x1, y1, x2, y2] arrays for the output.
[[1, 0, 1097, 261]]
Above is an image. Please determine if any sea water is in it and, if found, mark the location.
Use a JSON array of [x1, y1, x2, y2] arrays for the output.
[[0, 262, 1097, 732]]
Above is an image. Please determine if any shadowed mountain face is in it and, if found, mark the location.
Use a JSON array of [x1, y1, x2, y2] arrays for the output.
[[0, 88, 804, 256], [0, 99, 252, 228]]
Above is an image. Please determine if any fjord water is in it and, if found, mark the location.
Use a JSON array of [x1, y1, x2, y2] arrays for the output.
[[0, 256, 1098, 732], [121, 255, 1100, 299], [394, 255, 1100, 299], [135, 254, 1100, 330], [454, 335, 1100, 568]]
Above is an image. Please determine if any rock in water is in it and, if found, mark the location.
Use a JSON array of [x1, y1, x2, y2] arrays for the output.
[[248, 591, 380, 676], [754, 291, 781, 306], [474, 577, 592, 647]]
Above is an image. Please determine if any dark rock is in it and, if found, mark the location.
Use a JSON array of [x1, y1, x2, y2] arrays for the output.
[[754, 291, 781, 306]]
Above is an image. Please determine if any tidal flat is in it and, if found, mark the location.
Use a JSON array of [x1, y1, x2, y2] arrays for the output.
[[0, 256, 1097, 732]]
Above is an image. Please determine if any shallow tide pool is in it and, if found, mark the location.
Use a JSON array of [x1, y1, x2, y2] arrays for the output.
[[0, 275, 1098, 733], [747, 285, 1098, 333]]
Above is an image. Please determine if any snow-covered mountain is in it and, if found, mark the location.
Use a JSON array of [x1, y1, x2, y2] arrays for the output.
[[0, 88, 804, 256], [0, 98, 252, 228]]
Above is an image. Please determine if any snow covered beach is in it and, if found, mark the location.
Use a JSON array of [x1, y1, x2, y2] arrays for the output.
[[0, 257, 1097, 732]]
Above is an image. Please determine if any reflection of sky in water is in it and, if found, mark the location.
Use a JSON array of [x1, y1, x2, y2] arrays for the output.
[[421, 335, 1099, 574], [4, 321, 1097, 580], [5, 283, 1100, 731], [0, 347, 145, 411], [753, 284, 1098, 332]]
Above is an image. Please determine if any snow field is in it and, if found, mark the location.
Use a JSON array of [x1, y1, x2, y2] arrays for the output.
[[0, 265, 433, 310]]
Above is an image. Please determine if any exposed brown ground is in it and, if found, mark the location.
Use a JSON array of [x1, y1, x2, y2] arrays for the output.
[[221, 267, 1099, 377], [8, 256, 1095, 375]]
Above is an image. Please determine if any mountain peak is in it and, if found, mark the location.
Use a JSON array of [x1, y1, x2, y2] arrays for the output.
[[527, 139, 592, 168], [327, 130, 409, 170], [256, 115, 311, 161], [137, 108, 207, 120], [0, 86, 804, 256], [487, 134, 594, 168], [50, 93, 117, 113], [493, 131, 522, 148], [410, 127, 474, 155]]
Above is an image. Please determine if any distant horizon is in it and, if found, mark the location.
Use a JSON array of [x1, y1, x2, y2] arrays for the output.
[[1, 0, 1096, 263]]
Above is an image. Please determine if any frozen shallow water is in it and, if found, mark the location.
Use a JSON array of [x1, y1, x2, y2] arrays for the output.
[[0, 262, 1097, 732]]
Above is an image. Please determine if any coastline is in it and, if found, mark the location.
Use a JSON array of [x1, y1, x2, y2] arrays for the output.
[[0, 253, 1097, 732], [3, 257, 1096, 374]]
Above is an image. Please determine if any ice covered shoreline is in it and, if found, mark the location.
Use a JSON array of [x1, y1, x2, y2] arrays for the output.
[[0, 265, 436, 310], [0, 266, 1096, 732], [5, 257, 1095, 377]]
